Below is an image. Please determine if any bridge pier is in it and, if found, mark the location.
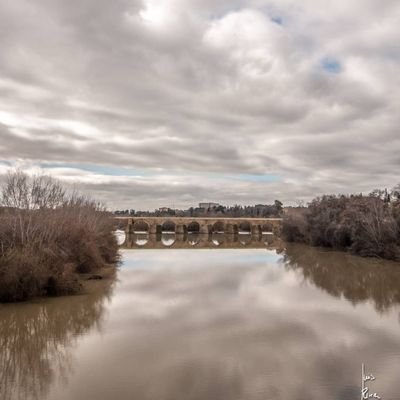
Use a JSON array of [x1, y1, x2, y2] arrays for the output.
[[176, 224, 187, 235], [225, 223, 238, 235], [251, 224, 261, 237], [149, 223, 161, 235], [272, 222, 282, 237], [126, 218, 133, 234], [200, 224, 211, 235], [175, 233, 186, 242]]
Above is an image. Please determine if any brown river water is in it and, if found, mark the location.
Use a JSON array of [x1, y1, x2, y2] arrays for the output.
[[1, 233, 400, 400]]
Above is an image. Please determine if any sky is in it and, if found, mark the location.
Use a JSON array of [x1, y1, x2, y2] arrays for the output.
[[0, 0, 399, 210]]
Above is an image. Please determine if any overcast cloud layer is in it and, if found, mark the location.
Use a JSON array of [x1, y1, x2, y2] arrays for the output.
[[0, 0, 399, 209]]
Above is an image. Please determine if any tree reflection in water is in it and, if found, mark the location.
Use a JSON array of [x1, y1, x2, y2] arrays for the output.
[[0, 280, 114, 400], [283, 243, 400, 313]]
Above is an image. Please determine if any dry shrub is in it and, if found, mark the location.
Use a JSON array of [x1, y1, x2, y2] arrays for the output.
[[283, 193, 400, 261], [0, 171, 119, 302], [347, 197, 399, 259], [282, 214, 307, 243]]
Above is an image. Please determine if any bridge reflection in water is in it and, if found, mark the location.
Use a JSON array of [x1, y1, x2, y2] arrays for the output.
[[121, 232, 282, 250]]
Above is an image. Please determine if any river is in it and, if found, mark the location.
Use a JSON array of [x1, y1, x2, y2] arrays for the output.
[[1, 233, 400, 400]]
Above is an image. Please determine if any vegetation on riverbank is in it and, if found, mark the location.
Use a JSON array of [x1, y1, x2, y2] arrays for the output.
[[0, 171, 119, 302], [283, 188, 400, 261]]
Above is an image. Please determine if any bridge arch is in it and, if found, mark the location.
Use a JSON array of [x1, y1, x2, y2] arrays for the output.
[[134, 233, 149, 246], [238, 221, 251, 233], [261, 222, 273, 233], [133, 220, 149, 233], [188, 232, 200, 246], [187, 221, 200, 233], [162, 220, 176, 233], [211, 233, 224, 246], [115, 230, 126, 246], [239, 234, 252, 246], [212, 221, 225, 233], [161, 233, 176, 247]]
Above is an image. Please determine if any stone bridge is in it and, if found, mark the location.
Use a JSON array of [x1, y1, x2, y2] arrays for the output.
[[116, 217, 283, 236]]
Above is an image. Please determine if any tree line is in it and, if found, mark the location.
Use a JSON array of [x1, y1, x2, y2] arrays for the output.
[[115, 200, 283, 218], [283, 186, 400, 261]]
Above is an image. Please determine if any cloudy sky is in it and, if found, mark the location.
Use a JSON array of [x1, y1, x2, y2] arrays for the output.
[[0, 0, 399, 210]]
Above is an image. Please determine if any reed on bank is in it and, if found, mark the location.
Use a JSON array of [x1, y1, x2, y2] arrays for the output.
[[0, 171, 119, 302]]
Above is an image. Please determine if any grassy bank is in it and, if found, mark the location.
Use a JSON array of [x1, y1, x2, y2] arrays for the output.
[[0, 171, 119, 302], [283, 192, 400, 261]]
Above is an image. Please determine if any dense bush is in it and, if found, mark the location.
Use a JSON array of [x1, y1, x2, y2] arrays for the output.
[[282, 213, 308, 243], [283, 192, 400, 261], [0, 171, 119, 302]]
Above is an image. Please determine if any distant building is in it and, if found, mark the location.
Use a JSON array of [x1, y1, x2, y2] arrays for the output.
[[199, 202, 220, 210], [158, 207, 170, 213]]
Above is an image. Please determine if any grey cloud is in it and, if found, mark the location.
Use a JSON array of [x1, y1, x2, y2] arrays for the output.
[[0, 0, 399, 208]]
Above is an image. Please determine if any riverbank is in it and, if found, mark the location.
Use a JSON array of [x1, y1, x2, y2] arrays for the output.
[[283, 193, 400, 261], [79, 265, 117, 294], [0, 207, 120, 302], [0, 171, 120, 302]]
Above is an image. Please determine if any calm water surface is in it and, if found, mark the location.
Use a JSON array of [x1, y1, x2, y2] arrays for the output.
[[1, 235, 400, 400]]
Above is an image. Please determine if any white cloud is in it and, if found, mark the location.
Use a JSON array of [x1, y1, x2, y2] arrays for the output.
[[0, 0, 399, 208]]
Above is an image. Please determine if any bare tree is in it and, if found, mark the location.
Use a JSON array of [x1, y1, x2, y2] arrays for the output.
[[0, 170, 118, 302], [1, 170, 66, 210]]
